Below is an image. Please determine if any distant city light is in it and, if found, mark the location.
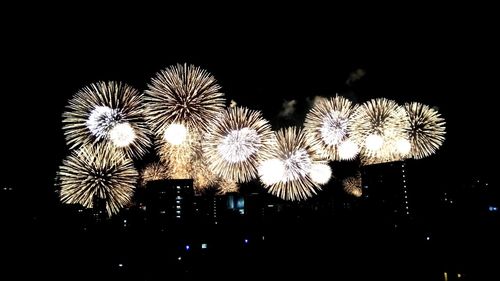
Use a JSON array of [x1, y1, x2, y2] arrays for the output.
[[489, 206, 498, 212], [244, 239, 249, 244], [185, 245, 190, 251]]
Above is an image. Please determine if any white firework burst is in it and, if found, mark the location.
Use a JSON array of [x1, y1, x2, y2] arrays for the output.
[[204, 107, 274, 183], [259, 127, 325, 201], [351, 98, 409, 165], [304, 95, 359, 161], [62, 81, 152, 159]]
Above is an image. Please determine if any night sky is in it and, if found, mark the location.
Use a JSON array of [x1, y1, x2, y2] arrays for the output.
[[2, 13, 497, 201]]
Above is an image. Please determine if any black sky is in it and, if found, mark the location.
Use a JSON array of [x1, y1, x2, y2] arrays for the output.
[[2, 11, 497, 198]]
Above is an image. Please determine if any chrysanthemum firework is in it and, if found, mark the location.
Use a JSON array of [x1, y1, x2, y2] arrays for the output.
[[216, 179, 239, 195], [157, 133, 218, 192], [144, 63, 225, 142], [403, 102, 446, 159], [140, 162, 170, 187], [351, 98, 409, 164], [343, 173, 362, 197], [304, 95, 359, 161], [56, 143, 138, 216], [203, 107, 274, 183], [258, 127, 325, 201], [62, 81, 152, 159]]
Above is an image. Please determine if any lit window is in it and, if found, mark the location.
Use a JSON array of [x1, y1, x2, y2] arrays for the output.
[[176, 215, 181, 219], [176, 196, 182, 200], [201, 243, 207, 249], [176, 210, 181, 214], [176, 206, 181, 209]]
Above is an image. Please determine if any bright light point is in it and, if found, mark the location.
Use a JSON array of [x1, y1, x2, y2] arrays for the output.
[[201, 243, 207, 249], [109, 123, 136, 147], [185, 245, 190, 251], [118, 263, 123, 267], [396, 138, 411, 155], [244, 239, 249, 244], [309, 163, 332, 185], [258, 159, 285, 185], [178, 257, 182, 261], [426, 236, 430, 241], [338, 139, 359, 160], [217, 127, 260, 163], [163, 123, 187, 145], [365, 134, 384, 151], [86, 106, 121, 139]]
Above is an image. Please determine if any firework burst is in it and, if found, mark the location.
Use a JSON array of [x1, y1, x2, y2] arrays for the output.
[[216, 179, 239, 195], [62, 81, 151, 159], [259, 127, 324, 201], [351, 98, 408, 164], [140, 162, 170, 187], [56, 143, 138, 216], [203, 107, 274, 183], [304, 95, 359, 160], [145, 63, 225, 141], [157, 132, 218, 192], [403, 102, 446, 159], [343, 173, 362, 197]]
